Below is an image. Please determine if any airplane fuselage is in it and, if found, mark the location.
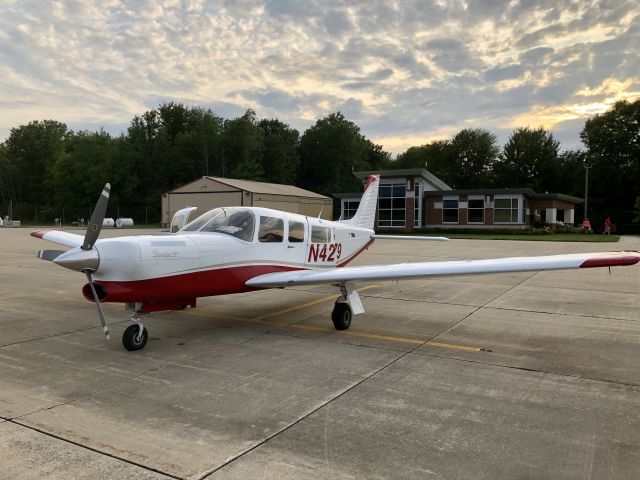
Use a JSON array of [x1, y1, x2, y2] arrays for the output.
[[83, 207, 374, 312]]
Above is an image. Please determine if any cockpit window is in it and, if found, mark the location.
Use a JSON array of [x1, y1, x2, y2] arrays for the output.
[[181, 208, 255, 242]]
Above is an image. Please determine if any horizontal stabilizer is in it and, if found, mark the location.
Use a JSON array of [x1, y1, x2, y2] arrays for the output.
[[373, 235, 449, 241], [37, 249, 66, 261]]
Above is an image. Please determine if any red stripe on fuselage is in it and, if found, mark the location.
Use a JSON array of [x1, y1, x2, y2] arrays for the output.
[[93, 264, 304, 303], [337, 239, 375, 267], [580, 255, 640, 268]]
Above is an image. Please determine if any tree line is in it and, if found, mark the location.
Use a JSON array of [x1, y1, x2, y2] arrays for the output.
[[0, 99, 638, 226]]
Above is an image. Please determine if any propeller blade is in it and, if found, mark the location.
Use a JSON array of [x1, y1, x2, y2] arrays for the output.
[[84, 270, 110, 340], [82, 183, 111, 251], [37, 249, 66, 261]]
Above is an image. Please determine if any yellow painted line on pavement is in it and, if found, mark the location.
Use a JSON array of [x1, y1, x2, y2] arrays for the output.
[[183, 284, 482, 352], [251, 284, 380, 321]]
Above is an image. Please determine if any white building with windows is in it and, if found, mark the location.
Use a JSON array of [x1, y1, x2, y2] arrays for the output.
[[335, 169, 451, 229], [335, 170, 583, 230]]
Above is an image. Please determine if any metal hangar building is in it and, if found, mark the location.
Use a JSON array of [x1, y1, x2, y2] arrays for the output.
[[162, 176, 332, 229]]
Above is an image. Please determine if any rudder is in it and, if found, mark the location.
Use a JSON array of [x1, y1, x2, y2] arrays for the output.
[[341, 175, 380, 229]]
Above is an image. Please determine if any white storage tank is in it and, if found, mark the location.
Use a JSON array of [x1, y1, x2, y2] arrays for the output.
[[103, 218, 115, 228], [116, 217, 134, 228]]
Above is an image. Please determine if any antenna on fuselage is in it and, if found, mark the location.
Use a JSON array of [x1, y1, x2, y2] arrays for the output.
[[318, 205, 324, 219]]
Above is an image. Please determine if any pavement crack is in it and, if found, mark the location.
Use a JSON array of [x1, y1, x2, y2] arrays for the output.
[[5, 419, 182, 480], [198, 326, 450, 479], [426, 271, 539, 343], [410, 349, 640, 389]]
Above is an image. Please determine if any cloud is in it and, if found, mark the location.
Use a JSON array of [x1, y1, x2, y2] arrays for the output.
[[0, 0, 638, 155]]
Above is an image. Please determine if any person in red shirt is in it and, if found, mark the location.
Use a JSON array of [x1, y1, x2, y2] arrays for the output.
[[582, 218, 591, 233], [603, 216, 612, 235]]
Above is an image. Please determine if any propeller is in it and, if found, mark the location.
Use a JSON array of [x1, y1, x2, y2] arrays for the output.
[[80, 183, 111, 340], [84, 270, 110, 340], [37, 249, 66, 261], [35, 183, 113, 341], [83, 183, 110, 250]]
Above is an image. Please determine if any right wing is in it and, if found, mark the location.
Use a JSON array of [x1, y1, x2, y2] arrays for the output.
[[246, 251, 640, 288]]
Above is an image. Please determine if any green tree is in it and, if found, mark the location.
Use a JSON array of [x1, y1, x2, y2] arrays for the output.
[[394, 140, 456, 186], [298, 112, 371, 195], [491, 127, 561, 191], [222, 109, 264, 180], [0, 143, 16, 206], [451, 128, 499, 188], [48, 130, 138, 221], [4, 120, 69, 205], [365, 140, 393, 170], [580, 99, 640, 224], [258, 118, 300, 184]]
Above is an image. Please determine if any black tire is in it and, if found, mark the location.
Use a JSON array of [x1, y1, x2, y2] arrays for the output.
[[122, 324, 148, 351], [332, 302, 352, 330]]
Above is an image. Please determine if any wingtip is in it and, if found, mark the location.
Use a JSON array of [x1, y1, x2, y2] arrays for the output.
[[580, 253, 640, 268], [31, 230, 48, 239]]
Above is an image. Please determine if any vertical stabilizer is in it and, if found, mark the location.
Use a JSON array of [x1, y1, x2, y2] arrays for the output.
[[341, 175, 380, 229]]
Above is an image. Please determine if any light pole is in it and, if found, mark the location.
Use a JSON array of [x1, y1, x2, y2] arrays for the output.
[[584, 163, 591, 220]]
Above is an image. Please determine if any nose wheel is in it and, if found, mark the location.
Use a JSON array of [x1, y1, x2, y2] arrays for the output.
[[122, 310, 148, 351]]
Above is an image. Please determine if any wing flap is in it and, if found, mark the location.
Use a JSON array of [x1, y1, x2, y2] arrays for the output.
[[246, 251, 640, 288], [31, 230, 84, 249], [372, 235, 449, 241]]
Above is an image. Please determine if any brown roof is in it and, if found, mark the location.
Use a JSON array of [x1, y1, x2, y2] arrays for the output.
[[190, 176, 330, 199]]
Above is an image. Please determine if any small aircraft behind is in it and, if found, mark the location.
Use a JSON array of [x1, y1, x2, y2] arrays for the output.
[[32, 176, 640, 351]]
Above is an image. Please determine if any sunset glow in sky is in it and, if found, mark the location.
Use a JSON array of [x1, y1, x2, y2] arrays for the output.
[[1, 0, 638, 153]]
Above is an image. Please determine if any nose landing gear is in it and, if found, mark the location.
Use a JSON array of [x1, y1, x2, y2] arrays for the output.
[[122, 307, 148, 351]]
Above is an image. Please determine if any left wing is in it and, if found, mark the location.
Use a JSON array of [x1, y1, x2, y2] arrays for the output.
[[246, 251, 640, 288], [31, 230, 84, 248]]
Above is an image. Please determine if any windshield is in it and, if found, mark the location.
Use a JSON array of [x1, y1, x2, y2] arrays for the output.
[[181, 208, 256, 242]]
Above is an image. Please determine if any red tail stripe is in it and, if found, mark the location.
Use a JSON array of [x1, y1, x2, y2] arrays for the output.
[[580, 255, 640, 268], [364, 174, 379, 192]]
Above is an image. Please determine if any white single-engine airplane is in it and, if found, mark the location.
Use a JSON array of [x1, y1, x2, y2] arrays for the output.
[[32, 175, 640, 351]]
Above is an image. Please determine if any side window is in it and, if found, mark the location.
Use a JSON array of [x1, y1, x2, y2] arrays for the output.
[[258, 216, 284, 243], [288, 221, 305, 243], [311, 226, 331, 243]]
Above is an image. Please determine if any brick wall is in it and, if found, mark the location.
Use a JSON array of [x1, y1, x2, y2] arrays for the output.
[[458, 194, 468, 225], [426, 197, 441, 225], [405, 195, 415, 230]]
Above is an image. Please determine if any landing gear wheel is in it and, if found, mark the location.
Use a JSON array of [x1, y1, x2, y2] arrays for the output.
[[332, 302, 352, 330], [122, 324, 148, 351]]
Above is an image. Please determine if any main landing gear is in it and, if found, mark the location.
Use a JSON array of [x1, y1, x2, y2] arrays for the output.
[[122, 308, 148, 351], [331, 283, 364, 331], [332, 301, 352, 330]]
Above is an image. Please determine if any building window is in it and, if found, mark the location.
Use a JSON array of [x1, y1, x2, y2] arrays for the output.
[[342, 200, 360, 220], [494, 197, 519, 223], [442, 196, 459, 223], [378, 182, 406, 228], [468, 198, 484, 223]]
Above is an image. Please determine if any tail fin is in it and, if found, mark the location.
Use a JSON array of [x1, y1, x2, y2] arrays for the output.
[[341, 175, 380, 229]]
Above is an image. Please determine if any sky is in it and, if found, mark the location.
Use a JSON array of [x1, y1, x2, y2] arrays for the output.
[[0, 0, 638, 155]]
